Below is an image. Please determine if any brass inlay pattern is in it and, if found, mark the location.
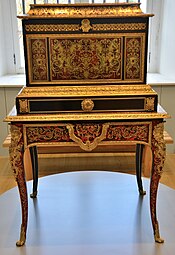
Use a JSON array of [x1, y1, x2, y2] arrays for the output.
[[25, 125, 70, 146], [125, 35, 145, 81], [145, 97, 155, 111], [92, 23, 146, 31], [67, 123, 109, 151], [9, 125, 24, 179], [19, 99, 29, 113], [49, 36, 122, 81], [105, 123, 151, 144], [22, 122, 152, 151], [26, 33, 146, 84], [152, 122, 166, 176], [25, 22, 146, 33], [25, 24, 80, 32], [27, 38, 49, 82]]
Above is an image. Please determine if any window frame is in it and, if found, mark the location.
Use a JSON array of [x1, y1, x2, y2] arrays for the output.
[[11, 0, 25, 74], [6, 0, 161, 75]]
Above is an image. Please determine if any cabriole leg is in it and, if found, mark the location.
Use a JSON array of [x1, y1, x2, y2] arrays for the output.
[[150, 122, 166, 243], [9, 124, 28, 246]]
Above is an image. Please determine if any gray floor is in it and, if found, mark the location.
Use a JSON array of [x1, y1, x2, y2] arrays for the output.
[[0, 171, 175, 255]]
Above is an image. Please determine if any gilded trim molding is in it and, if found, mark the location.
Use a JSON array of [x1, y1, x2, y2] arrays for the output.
[[17, 85, 156, 97], [25, 22, 146, 33], [5, 111, 170, 122]]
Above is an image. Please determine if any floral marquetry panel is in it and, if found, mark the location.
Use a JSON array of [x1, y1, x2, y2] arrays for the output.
[[27, 38, 49, 82], [25, 32, 147, 85], [71, 123, 103, 143], [23, 122, 152, 151], [49, 37, 122, 81], [25, 125, 71, 146], [125, 35, 145, 81], [105, 123, 151, 144]]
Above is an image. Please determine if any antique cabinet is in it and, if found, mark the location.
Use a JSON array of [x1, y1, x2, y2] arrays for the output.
[[4, 3, 170, 246], [21, 3, 152, 86], [16, 2, 157, 114]]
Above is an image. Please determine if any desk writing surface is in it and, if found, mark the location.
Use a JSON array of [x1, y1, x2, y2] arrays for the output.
[[4, 104, 170, 123]]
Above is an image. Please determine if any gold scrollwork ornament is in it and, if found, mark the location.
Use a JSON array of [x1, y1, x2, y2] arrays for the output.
[[145, 97, 155, 111], [80, 19, 92, 32], [152, 122, 166, 176], [81, 99, 94, 112], [19, 99, 29, 113]]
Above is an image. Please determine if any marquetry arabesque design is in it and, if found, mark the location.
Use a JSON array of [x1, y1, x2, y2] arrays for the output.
[[24, 122, 151, 151], [29, 38, 48, 81], [50, 37, 122, 80], [125, 37, 142, 80], [27, 34, 145, 83]]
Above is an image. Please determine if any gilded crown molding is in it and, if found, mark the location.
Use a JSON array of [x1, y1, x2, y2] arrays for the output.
[[18, 3, 153, 19], [17, 85, 157, 98]]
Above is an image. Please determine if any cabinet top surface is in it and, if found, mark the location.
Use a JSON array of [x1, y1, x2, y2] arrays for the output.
[[4, 105, 170, 123], [17, 85, 157, 98], [18, 3, 153, 19]]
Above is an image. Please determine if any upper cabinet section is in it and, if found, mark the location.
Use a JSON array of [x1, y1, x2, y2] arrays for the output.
[[18, 3, 153, 86]]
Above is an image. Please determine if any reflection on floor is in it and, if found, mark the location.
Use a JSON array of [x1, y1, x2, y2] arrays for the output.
[[1, 153, 175, 195], [0, 171, 175, 255]]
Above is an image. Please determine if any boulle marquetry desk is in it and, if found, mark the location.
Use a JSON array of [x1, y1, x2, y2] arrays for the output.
[[4, 2, 170, 247], [5, 104, 170, 246]]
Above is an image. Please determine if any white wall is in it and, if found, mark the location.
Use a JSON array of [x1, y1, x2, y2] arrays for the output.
[[147, 0, 164, 73], [159, 0, 175, 79], [0, 1, 7, 75], [0, 88, 8, 156], [0, 86, 22, 156], [0, 0, 17, 75], [152, 85, 175, 153], [156, 0, 175, 153]]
